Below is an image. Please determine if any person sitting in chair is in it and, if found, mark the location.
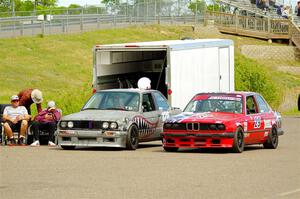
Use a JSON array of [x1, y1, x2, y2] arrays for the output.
[[30, 101, 61, 147], [3, 95, 30, 146]]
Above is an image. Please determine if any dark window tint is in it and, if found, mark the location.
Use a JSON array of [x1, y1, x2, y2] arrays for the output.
[[246, 96, 258, 114], [142, 94, 156, 112]]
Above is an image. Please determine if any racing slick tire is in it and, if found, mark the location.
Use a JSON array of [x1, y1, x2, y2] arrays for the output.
[[126, 125, 139, 150], [263, 127, 278, 149], [232, 127, 245, 153], [163, 147, 179, 152], [61, 145, 76, 150]]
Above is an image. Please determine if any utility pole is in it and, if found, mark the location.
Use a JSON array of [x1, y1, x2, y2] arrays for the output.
[[12, 0, 15, 16], [34, 0, 37, 15]]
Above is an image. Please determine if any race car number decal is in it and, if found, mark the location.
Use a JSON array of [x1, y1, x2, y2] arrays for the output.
[[254, 116, 261, 129]]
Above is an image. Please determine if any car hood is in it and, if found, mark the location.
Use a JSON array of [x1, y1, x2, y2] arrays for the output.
[[166, 112, 243, 123], [61, 110, 138, 121]]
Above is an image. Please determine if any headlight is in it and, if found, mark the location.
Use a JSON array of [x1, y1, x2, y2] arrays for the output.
[[209, 124, 225, 130], [110, 122, 118, 129], [209, 124, 217, 130], [217, 124, 225, 130], [60, 121, 67, 128], [67, 121, 74, 128], [164, 123, 172, 129], [102, 122, 109, 129]]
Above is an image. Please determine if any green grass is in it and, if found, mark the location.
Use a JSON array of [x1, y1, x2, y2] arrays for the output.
[[0, 25, 299, 116], [0, 25, 196, 115]]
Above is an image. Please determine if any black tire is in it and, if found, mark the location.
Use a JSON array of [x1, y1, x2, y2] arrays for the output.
[[163, 147, 179, 152], [263, 127, 278, 149], [126, 125, 139, 150], [61, 145, 76, 150], [232, 127, 245, 153]]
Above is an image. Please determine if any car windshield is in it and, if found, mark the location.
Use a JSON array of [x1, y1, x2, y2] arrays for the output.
[[184, 95, 243, 114], [82, 91, 140, 112]]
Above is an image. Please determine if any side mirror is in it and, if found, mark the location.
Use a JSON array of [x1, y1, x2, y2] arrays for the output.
[[298, 94, 300, 111]]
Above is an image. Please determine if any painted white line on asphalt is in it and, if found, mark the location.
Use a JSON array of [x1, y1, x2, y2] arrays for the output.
[[279, 188, 300, 196]]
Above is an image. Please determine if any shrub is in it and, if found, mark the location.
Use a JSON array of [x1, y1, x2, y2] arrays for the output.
[[235, 53, 282, 109]]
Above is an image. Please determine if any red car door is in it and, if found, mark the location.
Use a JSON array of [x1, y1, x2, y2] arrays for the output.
[[245, 95, 265, 143]]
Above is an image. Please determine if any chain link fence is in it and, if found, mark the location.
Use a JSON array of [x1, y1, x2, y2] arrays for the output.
[[0, 0, 216, 38]]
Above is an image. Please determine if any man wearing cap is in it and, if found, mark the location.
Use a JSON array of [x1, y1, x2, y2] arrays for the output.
[[3, 95, 30, 145], [18, 89, 43, 115], [30, 101, 61, 146]]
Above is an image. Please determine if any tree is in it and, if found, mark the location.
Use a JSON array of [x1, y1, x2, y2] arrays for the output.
[[206, 0, 220, 12], [34, 0, 57, 7], [101, 0, 121, 6], [0, 0, 58, 12], [188, 0, 206, 14]]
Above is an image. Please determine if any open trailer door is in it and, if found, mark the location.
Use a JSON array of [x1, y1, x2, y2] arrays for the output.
[[93, 47, 169, 97]]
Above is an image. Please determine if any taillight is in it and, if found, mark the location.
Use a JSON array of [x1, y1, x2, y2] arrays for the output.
[[167, 89, 172, 95], [92, 88, 96, 93]]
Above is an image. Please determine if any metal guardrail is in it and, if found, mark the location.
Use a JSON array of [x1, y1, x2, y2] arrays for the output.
[[0, 0, 209, 38], [0, 13, 205, 38]]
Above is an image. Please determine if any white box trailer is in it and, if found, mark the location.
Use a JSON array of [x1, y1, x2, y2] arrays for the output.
[[93, 39, 234, 110]]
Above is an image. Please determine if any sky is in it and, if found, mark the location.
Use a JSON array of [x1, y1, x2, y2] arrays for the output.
[[57, 0, 298, 7]]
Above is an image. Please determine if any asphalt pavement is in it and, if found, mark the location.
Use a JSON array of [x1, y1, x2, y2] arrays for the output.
[[0, 117, 299, 199]]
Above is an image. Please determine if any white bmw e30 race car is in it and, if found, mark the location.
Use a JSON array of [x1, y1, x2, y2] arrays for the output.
[[56, 89, 181, 150]]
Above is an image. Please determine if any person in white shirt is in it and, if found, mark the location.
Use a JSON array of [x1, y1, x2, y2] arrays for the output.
[[3, 95, 30, 146], [282, 6, 290, 19]]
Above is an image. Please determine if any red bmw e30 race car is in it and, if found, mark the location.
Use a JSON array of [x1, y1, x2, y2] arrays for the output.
[[161, 92, 284, 153]]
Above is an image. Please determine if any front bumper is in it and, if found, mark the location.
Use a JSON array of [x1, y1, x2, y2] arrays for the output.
[[161, 132, 235, 148], [56, 129, 127, 148]]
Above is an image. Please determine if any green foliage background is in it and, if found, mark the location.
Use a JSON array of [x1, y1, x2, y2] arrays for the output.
[[234, 53, 281, 109], [0, 25, 293, 116]]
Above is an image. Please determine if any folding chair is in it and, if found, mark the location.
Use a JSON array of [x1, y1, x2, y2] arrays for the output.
[[1, 104, 10, 145], [1, 104, 28, 146]]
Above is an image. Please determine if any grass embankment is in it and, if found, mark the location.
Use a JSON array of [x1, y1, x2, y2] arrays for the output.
[[0, 25, 299, 115], [0, 26, 196, 115]]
